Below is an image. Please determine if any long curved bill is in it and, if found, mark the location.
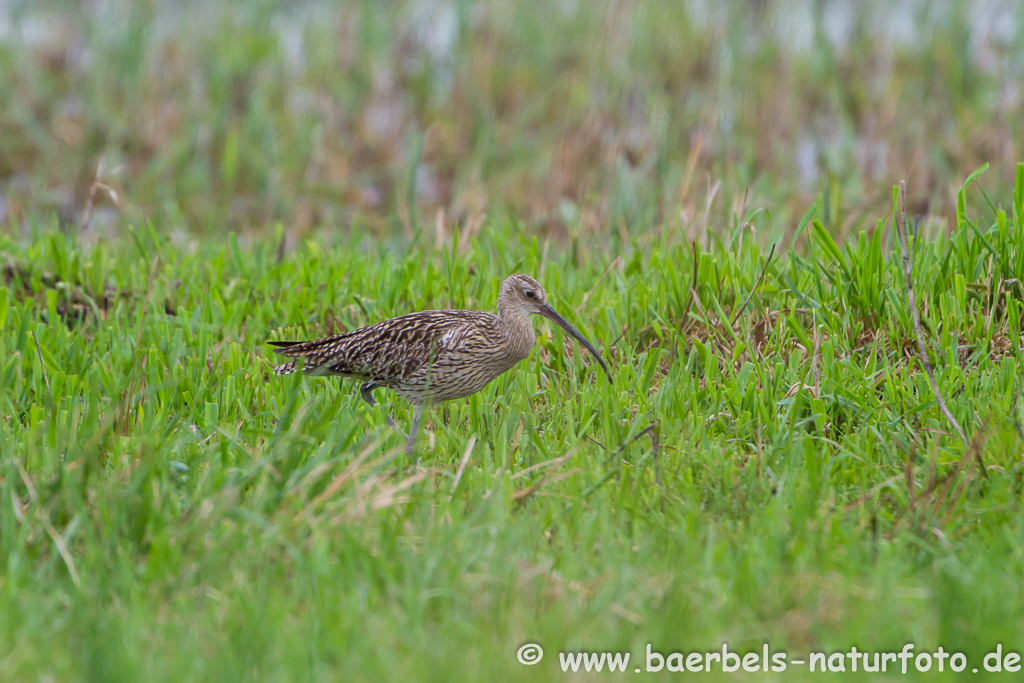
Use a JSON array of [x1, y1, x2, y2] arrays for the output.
[[538, 303, 613, 383]]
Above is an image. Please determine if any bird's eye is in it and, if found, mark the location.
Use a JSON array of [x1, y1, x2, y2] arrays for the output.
[[524, 290, 536, 299]]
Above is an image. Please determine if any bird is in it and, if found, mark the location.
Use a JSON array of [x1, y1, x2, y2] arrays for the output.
[[269, 274, 612, 454]]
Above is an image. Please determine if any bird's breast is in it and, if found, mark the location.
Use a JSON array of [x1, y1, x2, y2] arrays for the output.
[[394, 345, 529, 404]]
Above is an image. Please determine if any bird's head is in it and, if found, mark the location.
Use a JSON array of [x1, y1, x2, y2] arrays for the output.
[[498, 273, 612, 382], [500, 273, 548, 314]]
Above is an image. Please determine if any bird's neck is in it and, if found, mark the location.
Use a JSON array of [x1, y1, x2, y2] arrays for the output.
[[497, 304, 535, 360]]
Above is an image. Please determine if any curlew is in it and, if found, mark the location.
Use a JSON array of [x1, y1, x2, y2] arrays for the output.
[[269, 274, 612, 453]]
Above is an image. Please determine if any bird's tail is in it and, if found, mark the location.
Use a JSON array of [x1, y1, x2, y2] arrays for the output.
[[274, 360, 299, 375], [268, 340, 303, 352], [268, 341, 302, 375], [268, 337, 347, 376]]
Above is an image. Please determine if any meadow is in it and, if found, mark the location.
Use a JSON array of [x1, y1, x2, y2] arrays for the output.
[[2, 1, 1024, 681]]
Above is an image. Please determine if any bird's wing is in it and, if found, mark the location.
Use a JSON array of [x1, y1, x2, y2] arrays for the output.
[[271, 310, 495, 382]]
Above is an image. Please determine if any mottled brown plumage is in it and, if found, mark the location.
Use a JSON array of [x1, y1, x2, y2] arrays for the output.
[[269, 274, 611, 453]]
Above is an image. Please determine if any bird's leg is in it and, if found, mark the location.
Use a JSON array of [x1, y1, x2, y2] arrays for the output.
[[359, 382, 401, 431], [406, 406, 423, 456]]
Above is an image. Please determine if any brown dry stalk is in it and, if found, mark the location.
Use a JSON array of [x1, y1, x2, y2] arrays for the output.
[[905, 447, 915, 507], [31, 329, 52, 406], [678, 240, 700, 333], [43, 517, 81, 588], [730, 243, 776, 328], [449, 434, 477, 496], [894, 182, 982, 479], [78, 158, 121, 233], [887, 420, 989, 537]]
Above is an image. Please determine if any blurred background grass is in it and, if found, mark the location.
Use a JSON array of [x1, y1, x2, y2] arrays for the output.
[[2, 0, 1022, 244]]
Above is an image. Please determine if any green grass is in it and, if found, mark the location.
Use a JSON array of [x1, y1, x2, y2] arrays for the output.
[[3, 0, 1024, 680], [3, 167, 1024, 680]]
